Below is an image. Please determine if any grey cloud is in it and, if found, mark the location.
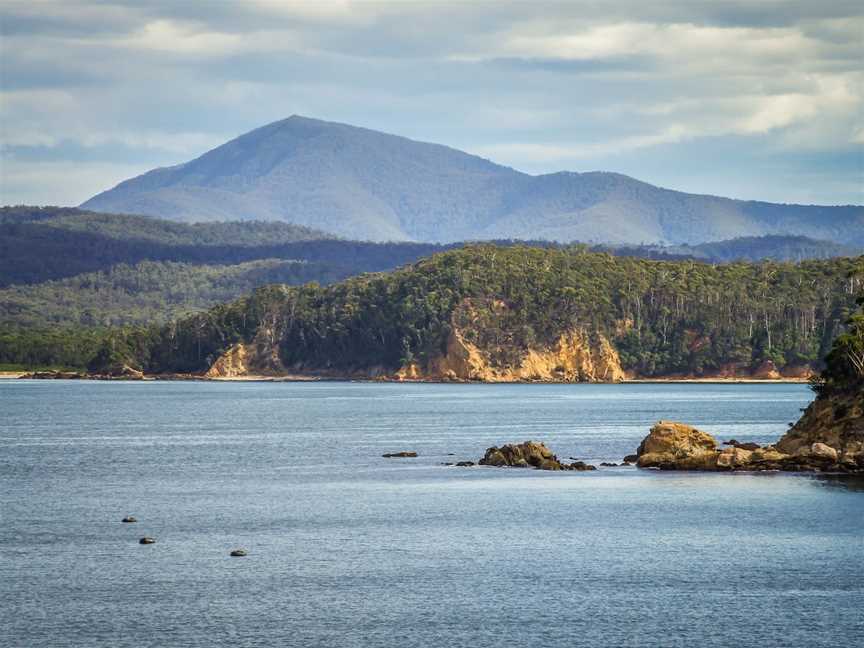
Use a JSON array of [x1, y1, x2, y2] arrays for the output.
[[0, 0, 860, 206]]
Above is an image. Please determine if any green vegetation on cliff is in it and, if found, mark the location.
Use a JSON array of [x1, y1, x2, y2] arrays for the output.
[[69, 245, 860, 377], [813, 259, 864, 396]]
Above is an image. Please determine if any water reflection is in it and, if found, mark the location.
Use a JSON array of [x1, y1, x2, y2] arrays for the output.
[[809, 474, 864, 492]]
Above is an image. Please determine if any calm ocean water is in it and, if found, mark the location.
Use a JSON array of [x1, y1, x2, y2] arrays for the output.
[[1, 380, 862, 647]]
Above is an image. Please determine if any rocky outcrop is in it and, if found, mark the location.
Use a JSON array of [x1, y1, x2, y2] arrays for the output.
[[19, 365, 144, 380], [635, 419, 863, 472], [478, 441, 596, 471], [636, 421, 720, 470], [776, 391, 864, 469], [399, 327, 624, 383], [382, 451, 418, 458]]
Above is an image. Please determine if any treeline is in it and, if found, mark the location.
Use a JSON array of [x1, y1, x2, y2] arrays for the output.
[[0, 259, 352, 328], [609, 235, 860, 264], [7, 245, 854, 377]]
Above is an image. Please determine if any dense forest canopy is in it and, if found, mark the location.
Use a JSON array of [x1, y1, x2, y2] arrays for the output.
[[25, 245, 855, 378]]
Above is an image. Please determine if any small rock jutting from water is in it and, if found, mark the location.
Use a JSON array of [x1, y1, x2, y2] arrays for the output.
[[230, 549, 248, 557], [121, 516, 137, 523], [139, 537, 156, 545], [479, 441, 596, 471], [455, 461, 475, 467], [382, 451, 418, 458]]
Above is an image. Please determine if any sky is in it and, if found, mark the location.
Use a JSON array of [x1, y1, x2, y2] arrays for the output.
[[1, 0, 862, 207]]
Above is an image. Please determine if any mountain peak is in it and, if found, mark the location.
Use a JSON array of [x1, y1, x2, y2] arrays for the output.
[[80, 117, 864, 246]]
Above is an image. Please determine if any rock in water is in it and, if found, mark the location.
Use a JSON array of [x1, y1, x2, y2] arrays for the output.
[[382, 451, 418, 458], [230, 549, 248, 557], [139, 537, 156, 545], [479, 441, 596, 471], [636, 421, 720, 470], [121, 516, 137, 523]]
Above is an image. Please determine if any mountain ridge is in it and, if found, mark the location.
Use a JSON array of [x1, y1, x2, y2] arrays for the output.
[[81, 115, 864, 245]]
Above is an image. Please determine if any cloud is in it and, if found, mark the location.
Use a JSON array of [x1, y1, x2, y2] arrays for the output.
[[0, 0, 861, 206]]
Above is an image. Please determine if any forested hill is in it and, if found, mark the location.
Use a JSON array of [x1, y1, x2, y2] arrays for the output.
[[0, 206, 447, 287], [80, 246, 863, 380]]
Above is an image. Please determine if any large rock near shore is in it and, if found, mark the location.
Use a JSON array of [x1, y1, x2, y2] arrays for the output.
[[636, 421, 720, 470], [635, 419, 863, 472]]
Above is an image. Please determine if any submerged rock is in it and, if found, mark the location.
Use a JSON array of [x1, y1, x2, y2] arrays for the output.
[[455, 461, 475, 467], [121, 516, 137, 523], [382, 451, 418, 458], [139, 537, 156, 545], [479, 441, 596, 471], [230, 549, 248, 557]]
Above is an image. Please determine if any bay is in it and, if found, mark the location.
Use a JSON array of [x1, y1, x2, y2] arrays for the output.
[[1, 381, 862, 647]]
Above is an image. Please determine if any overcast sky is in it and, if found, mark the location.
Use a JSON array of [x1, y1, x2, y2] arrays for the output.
[[1, 0, 862, 206]]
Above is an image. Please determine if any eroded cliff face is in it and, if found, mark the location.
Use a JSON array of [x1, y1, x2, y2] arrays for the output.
[[397, 326, 624, 383], [206, 297, 625, 383], [205, 332, 286, 378]]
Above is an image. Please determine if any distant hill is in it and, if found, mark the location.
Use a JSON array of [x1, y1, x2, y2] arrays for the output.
[[606, 235, 861, 264], [81, 115, 864, 245]]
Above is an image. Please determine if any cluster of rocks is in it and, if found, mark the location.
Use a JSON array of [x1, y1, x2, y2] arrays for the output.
[[635, 421, 863, 473], [478, 441, 597, 471], [20, 370, 87, 379]]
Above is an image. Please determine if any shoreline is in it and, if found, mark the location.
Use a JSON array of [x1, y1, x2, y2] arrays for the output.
[[4, 370, 811, 384]]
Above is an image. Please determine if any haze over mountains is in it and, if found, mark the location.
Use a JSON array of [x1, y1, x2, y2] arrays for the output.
[[81, 116, 864, 247]]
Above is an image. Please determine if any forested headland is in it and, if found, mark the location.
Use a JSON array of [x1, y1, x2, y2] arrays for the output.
[[5, 245, 855, 379]]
